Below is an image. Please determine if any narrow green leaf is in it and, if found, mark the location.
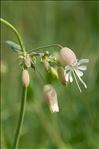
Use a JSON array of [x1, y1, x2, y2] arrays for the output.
[[5, 40, 21, 52]]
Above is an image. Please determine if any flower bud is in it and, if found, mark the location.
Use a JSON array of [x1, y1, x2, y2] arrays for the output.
[[43, 84, 59, 112], [48, 67, 58, 82], [22, 69, 30, 87], [59, 47, 77, 66], [43, 60, 50, 71], [57, 67, 67, 85], [47, 67, 59, 83]]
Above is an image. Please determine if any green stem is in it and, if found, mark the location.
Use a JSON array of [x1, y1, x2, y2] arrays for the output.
[[13, 86, 27, 149], [28, 43, 63, 54], [0, 18, 25, 53]]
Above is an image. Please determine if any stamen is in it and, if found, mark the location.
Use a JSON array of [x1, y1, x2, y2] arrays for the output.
[[75, 70, 87, 88], [75, 69, 83, 77], [72, 70, 82, 92]]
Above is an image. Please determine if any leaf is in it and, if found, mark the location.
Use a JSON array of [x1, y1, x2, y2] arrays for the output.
[[5, 40, 21, 52]]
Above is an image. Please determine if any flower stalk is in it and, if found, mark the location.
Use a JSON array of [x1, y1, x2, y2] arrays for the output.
[[0, 18, 27, 149], [28, 43, 63, 54]]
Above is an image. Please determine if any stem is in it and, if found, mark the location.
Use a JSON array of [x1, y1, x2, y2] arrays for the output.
[[13, 86, 27, 149], [0, 18, 25, 53], [28, 43, 63, 54]]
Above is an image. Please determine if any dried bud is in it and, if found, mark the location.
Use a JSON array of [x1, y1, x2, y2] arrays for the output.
[[22, 69, 30, 87], [57, 67, 67, 85], [24, 54, 31, 68], [43, 84, 59, 112], [59, 47, 77, 66]]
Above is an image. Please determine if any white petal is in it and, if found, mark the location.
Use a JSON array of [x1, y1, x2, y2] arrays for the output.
[[75, 69, 83, 77], [78, 59, 89, 65], [75, 70, 87, 88], [65, 73, 69, 82], [65, 65, 71, 72], [78, 65, 87, 71], [50, 103, 59, 112], [70, 72, 73, 82], [65, 72, 70, 82]]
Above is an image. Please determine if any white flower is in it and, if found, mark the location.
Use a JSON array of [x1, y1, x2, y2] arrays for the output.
[[64, 59, 89, 92]]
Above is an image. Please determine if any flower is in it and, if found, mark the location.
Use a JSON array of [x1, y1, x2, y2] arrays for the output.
[[64, 59, 89, 92], [59, 47, 89, 92], [43, 84, 59, 112]]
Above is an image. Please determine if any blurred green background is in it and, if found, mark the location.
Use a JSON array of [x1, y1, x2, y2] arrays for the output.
[[1, 1, 99, 149]]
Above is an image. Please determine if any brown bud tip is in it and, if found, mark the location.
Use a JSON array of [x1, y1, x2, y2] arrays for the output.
[[59, 47, 77, 66], [43, 84, 59, 112], [22, 69, 30, 87], [57, 67, 67, 85]]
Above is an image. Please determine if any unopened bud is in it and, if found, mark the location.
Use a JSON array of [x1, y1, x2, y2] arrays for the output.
[[57, 67, 67, 85], [59, 47, 77, 66], [22, 69, 30, 87], [48, 67, 58, 83], [43, 84, 59, 112], [43, 60, 50, 71]]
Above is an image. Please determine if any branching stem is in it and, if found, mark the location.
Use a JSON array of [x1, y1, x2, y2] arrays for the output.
[[29, 43, 63, 54]]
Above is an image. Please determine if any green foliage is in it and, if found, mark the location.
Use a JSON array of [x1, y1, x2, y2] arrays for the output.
[[1, 1, 99, 149], [5, 40, 21, 53]]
